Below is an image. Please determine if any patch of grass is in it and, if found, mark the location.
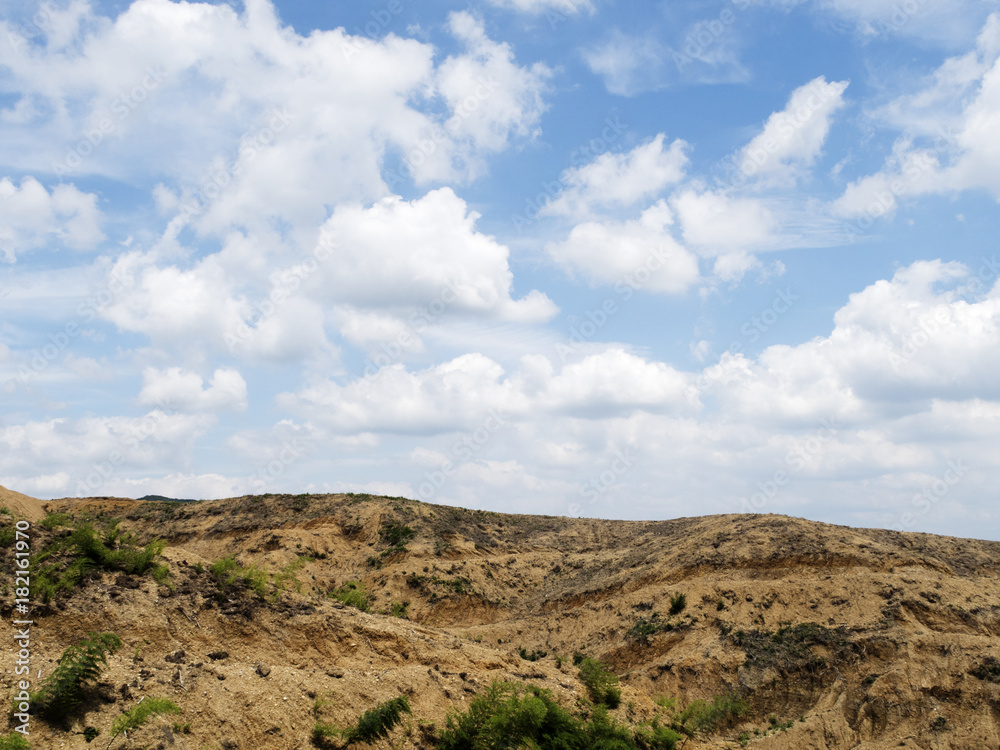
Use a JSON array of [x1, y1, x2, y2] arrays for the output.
[[106, 697, 181, 749], [330, 581, 369, 612], [275, 555, 313, 594], [209, 556, 269, 599], [40, 512, 73, 529], [0, 733, 30, 750], [390, 601, 410, 619]]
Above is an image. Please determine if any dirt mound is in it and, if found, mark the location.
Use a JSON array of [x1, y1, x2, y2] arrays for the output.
[[3, 493, 999, 749], [0, 483, 45, 521]]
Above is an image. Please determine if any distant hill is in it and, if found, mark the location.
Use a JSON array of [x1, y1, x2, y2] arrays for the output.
[[8, 491, 1000, 749], [136, 494, 197, 503]]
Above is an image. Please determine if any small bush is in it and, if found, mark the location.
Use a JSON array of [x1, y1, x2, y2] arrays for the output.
[[578, 657, 621, 708], [315, 696, 411, 747], [379, 523, 415, 547], [669, 593, 686, 615], [970, 656, 1000, 683], [519, 647, 548, 661], [209, 556, 269, 599], [40, 512, 73, 529], [390, 601, 410, 619]]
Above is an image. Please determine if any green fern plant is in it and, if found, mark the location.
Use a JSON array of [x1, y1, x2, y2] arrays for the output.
[[32, 632, 122, 720], [314, 696, 411, 747], [105, 697, 181, 749]]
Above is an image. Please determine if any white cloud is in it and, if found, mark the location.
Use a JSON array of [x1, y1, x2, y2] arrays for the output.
[[547, 201, 701, 294], [737, 77, 849, 185], [541, 134, 688, 219], [437, 12, 552, 170], [834, 14, 1000, 219], [138, 366, 248, 413], [583, 31, 668, 97], [314, 188, 557, 322], [0, 176, 104, 261], [671, 190, 777, 255]]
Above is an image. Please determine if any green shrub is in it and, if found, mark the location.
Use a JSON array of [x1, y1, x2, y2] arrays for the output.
[[314, 696, 411, 747], [0, 526, 14, 548], [437, 681, 676, 750], [209, 556, 269, 599], [668, 593, 686, 616], [379, 523, 415, 547], [40, 512, 73, 529], [32, 632, 122, 720], [330, 582, 369, 612], [389, 601, 410, 619], [519, 647, 548, 661], [578, 657, 621, 709], [106, 697, 181, 749]]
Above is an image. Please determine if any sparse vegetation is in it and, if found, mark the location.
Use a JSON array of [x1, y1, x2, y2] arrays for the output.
[[669, 593, 687, 615], [518, 647, 548, 661], [437, 681, 679, 750], [330, 581, 370, 612], [0, 733, 30, 750], [32, 632, 122, 721], [578, 657, 621, 708], [313, 696, 411, 747], [106, 697, 181, 749], [970, 656, 1000, 683], [731, 622, 852, 673], [209, 556, 269, 599]]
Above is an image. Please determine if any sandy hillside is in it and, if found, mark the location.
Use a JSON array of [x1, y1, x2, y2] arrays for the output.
[[2, 492, 999, 749], [0, 484, 45, 522]]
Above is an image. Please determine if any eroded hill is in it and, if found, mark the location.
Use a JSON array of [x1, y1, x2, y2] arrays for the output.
[[3, 489, 1000, 749]]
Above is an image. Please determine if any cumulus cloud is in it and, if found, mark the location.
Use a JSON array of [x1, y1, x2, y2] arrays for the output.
[[833, 15, 1000, 219], [547, 201, 701, 294], [315, 188, 557, 323], [671, 190, 777, 255], [737, 77, 849, 186], [541, 134, 688, 219], [138, 366, 248, 412], [0, 176, 104, 261]]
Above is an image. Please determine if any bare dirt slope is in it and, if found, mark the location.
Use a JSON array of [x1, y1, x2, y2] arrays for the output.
[[0, 484, 45, 522], [3, 491, 1000, 749]]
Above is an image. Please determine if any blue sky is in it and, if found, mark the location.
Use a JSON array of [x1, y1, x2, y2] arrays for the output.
[[1, 0, 999, 540]]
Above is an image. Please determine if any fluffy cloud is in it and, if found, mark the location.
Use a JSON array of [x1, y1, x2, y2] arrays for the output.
[[541, 134, 688, 219], [138, 366, 248, 412], [547, 201, 701, 294], [583, 31, 669, 97], [315, 188, 557, 323], [737, 77, 848, 186], [834, 15, 1000, 219], [671, 190, 777, 255], [0, 176, 104, 261]]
